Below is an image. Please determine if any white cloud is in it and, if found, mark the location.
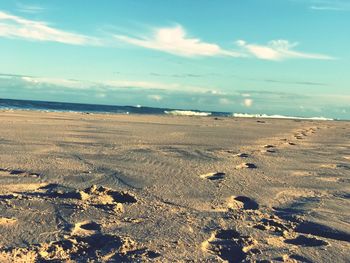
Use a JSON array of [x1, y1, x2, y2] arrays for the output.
[[0, 12, 334, 62], [148, 94, 163, 101], [18, 75, 224, 95], [16, 3, 45, 14], [310, 6, 344, 10], [104, 80, 221, 94], [0, 11, 100, 45], [21, 76, 88, 89], [114, 24, 333, 61], [219, 98, 232, 105], [236, 39, 334, 61], [309, 0, 350, 11], [114, 25, 243, 57], [96, 93, 106, 98], [243, 98, 253, 107]]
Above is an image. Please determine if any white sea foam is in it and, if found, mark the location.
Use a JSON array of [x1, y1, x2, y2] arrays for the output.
[[164, 110, 212, 116], [233, 113, 333, 121]]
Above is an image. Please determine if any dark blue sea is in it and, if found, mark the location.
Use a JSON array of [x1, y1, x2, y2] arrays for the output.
[[0, 98, 229, 117], [0, 98, 336, 120]]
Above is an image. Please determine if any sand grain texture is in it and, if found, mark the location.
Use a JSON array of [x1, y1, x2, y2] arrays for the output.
[[0, 110, 349, 262]]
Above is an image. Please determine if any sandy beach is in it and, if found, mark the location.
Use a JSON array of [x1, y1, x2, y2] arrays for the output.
[[0, 110, 349, 262]]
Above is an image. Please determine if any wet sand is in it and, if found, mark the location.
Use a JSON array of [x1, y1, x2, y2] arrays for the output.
[[0, 110, 349, 262]]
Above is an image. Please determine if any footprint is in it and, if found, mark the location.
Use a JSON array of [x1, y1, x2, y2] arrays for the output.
[[295, 221, 350, 242], [321, 163, 350, 170], [278, 254, 313, 263], [227, 196, 259, 210], [42, 184, 138, 205], [273, 189, 319, 207], [285, 235, 328, 247], [266, 237, 286, 248], [260, 144, 277, 153], [202, 229, 256, 263], [0, 184, 137, 214], [200, 172, 225, 181], [320, 164, 338, 169], [0, 183, 48, 195], [263, 145, 275, 149], [0, 168, 40, 178], [235, 163, 257, 169], [317, 177, 340, 182], [71, 221, 102, 236], [215, 229, 241, 239], [0, 217, 17, 226], [235, 153, 249, 158], [254, 217, 293, 234], [336, 163, 350, 170], [294, 132, 305, 140], [290, 171, 314, 177], [75, 185, 137, 213], [0, 233, 160, 262]]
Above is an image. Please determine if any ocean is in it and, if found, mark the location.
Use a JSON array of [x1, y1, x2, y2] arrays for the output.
[[0, 98, 227, 116], [0, 98, 333, 120]]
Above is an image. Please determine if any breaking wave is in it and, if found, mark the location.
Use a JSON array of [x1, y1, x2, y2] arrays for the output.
[[164, 110, 212, 116], [233, 113, 333, 121]]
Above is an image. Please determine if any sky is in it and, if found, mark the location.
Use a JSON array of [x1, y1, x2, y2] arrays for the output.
[[0, 0, 349, 119]]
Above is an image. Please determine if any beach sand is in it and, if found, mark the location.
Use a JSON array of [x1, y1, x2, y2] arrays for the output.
[[0, 110, 349, 262]]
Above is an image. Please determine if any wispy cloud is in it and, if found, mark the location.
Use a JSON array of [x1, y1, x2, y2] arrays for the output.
[[262, 79, 327, 86], [6, 74, 222, 95], [0, 11, 335, 61], [236, 39, 334, 61], [16, 3, 45, 14], [239, 90, 308, 99], [114, 25, 243, 57], [150, 72, 205, 78], [148, 94, 163, 101], [103, 80, 222, 94], [218, 98, 232, 105], [114, 24, 333, 61], [0, 11, 100, 45], [309, 0, 350, 11], [310, 5, 344, 10], [20, 76, 89, 89]]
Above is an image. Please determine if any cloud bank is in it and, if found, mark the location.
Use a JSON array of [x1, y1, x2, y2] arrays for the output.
[[1, 74, 222, 95]]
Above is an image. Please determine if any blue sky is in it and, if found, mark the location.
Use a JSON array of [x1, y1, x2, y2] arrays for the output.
[[0, 0, 349, 119]]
